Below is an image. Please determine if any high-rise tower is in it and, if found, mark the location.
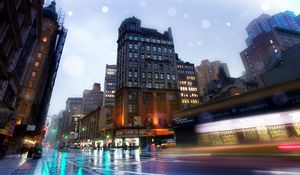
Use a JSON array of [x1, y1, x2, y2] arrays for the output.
[[114, 17, 180, 147]]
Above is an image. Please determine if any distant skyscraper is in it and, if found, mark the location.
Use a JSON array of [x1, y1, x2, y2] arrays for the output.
[[176, 55, 201, 109], [296, 15, 300, 26], [114, 17, 180, 147], [82, 83, 103, 115], [195, 60, 229, 97], [62, 97, 82, 137], [246, 11, 300, 46], [103, 65, 117, 106], [240, 28, 300, 87]]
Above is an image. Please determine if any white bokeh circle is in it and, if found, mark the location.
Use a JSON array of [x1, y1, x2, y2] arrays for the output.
[[63, 56, 86, 77], [101, 6, 109, 13], [167, 7, 177, 16], [201, 19, 211, 29], [261, 2, 271, 11]]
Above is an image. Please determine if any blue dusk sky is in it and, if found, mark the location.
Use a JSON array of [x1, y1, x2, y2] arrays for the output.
[[48, 0, 300, 116]]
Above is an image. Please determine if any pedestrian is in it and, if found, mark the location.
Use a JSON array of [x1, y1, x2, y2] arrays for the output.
[[19, 144, 27, 157], [27, 146, 34, 158]]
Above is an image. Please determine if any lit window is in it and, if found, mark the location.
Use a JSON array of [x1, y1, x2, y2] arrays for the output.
[[28, 80, 34, 88], [32, 71, 37, 77], [16, 118, 22, 125], [37, 52, 43, 60], [34, 61, 40, 68], [42, 37, 48, 42]]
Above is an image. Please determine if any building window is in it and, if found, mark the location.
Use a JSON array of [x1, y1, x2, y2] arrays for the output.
[[37, 52, 43, 60], [128, 81, 132, 87], [160, 73, 164, 79], [34, 61, 40, 68], [172, 74, 176, 80], [167, 74, 170, 80], [134, 52, 138, 58], [142, 72, 145, 78], [28, 81, 34, 88], [147, 72, 152, 78], [158, 47, 161, 52], [155, 82, 159, 88], [164, 48, 168, 53], [134, 71, 138, 78], [134, 36, 138, 41], [129, 44, 133, 49], [42, 37, 48, 42], [153, 46, 157, 52], [152, 38, 156, 43], [169, 48, 173, 53], [146, 46, 150, 51], [154, 73, 159, 79], [141, 37, 144, 42], [129, 52, 133, 58], [32, 71, 37, 77], [147, 82, 152, 88], [157, 39, 161, 43], [134, 81, 138, 86], [160, 83, 165, 88], [146, 38, 150, 42], [134, 44, 138, 50], [141, 53, 145, 59], [19, 103, 28, 115], [153, 55, 157, 60], [129, 35, 133, 40], [158, 55, 162, 60], [147, 54, 151, 59], [128, 71, 132, 77]]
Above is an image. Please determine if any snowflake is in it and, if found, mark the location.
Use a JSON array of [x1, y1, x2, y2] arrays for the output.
[[196, 41, 203, 46], [101, 5, 109, 13], [139, 1, 147, 7], [67, 11, 73, 17], [188, 42, 194, 47], [201, 19, 211, 29], [63, 56, 86, 77], [184, 13, 189, 19], [167, 7, 177, 17], [261, 2, 271, 11]]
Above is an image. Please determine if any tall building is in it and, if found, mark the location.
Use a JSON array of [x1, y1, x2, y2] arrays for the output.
[[203, 67, 247, 102], [61, 97, 82, 142], [114, 17, 181, 147], [195, 60, 229, 98], [297, 15, 300, 26], [103, 65, 117, 106], [261, 43, 300, 86], [82, 83, 103, 115], [0, 0, 43, 143], [240, 28, 300, 87], [176, 55, 200, 109], [246, 11, 300, 46], [11, 1, 67, 147]]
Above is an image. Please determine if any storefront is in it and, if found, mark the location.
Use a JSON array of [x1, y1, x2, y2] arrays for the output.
[[172, 82, 300, 147]]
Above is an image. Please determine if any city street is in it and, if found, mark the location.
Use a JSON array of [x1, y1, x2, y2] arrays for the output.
[[1, 148, 300, 175]]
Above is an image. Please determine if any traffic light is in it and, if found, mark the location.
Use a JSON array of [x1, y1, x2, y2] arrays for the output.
[[105, 133, 110, 139]]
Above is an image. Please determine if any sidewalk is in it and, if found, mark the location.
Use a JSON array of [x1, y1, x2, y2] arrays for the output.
[[0, 154, 44, 175], [0, 154, 28, 174]]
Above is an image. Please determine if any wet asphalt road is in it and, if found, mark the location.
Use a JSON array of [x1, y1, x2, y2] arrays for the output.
[[29, 148, 300, 175]]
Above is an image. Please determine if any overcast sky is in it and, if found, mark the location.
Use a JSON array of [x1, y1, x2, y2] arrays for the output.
[[48, 0, 300, 116]]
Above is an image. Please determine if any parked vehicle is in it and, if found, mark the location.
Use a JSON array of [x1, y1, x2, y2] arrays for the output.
[[32, 144, 43, 159]]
